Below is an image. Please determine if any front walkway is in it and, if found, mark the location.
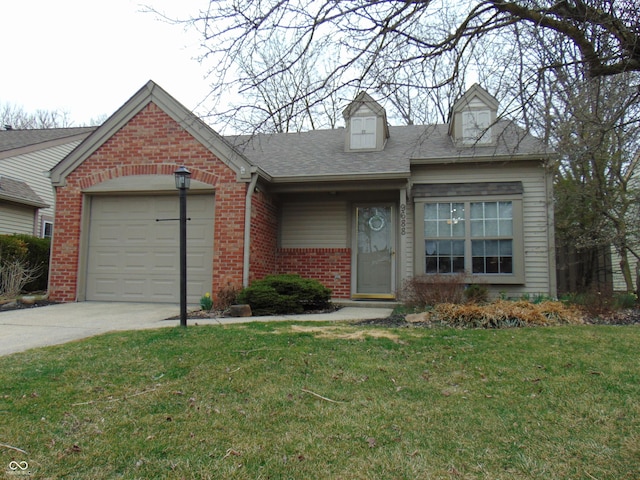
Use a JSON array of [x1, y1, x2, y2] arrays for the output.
[[0, 302, 393, 356]]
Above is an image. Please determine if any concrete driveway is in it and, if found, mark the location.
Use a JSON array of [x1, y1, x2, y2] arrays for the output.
[[0, 302, 181, 356], [0, 302, 393, 356]]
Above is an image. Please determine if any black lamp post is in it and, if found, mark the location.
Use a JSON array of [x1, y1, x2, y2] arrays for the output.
[[174, 166, 191, 327]]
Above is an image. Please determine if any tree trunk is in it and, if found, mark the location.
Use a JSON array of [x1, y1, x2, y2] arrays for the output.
[[618, 249, 634, 293]]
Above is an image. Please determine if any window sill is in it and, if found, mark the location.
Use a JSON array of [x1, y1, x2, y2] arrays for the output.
[[466, 274, 524, 285]]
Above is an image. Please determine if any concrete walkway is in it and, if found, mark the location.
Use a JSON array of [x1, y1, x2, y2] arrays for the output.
[[0, 302, 393, 356]]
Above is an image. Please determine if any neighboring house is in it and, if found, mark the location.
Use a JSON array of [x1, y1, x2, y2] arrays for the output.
[[48, 81, 556, 304], [0, 175, 48, 235], [611, 154, 640, 293], [0, 127, 96, 237]]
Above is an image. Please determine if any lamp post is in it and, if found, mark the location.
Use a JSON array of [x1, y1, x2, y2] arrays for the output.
[[174, 166, 191, 327]]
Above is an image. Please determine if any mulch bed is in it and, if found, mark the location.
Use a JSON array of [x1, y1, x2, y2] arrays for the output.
[[357, 309, 640, 328], [169, 304, 342, 321], [0, 299, 60, 312], [2, 298, 639, 327]]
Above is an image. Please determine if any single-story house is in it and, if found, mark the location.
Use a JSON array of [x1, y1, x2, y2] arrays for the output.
[[48, 81, 556, 304], [0, 127, 95, 237]]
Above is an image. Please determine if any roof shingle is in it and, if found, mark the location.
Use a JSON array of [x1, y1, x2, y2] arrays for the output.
[[0, 127, 96, 154], [0, 175, 48, 207], [225, 121, 551, 180]]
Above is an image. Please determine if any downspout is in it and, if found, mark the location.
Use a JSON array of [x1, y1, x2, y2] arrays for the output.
[[243, 171, 259, 288], [545, 158, 558, 298]]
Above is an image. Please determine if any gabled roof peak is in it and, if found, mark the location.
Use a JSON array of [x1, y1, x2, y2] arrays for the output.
[[451, 83, 499, 113], [342, 91, 387, 120], [50, 80, 257, 186]]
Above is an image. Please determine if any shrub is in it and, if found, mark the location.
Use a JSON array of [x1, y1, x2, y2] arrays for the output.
[[216, 283, 241, 311], [412, 300, 585, 328], [560, 286, 616, 317], [236, 274, 331, 316], [238, 283, 300, 315], [399, 274, 465, 308], [0, 260, 42, 299], [0, 234, 50, 297], [613, 292, 638, 309], [0, 235, 28, 260], [464, 284, 489, 304], [13, 234, 50, 291]]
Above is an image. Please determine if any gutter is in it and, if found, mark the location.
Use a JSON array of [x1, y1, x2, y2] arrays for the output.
[[243, 170, 259, 288], [409, 152, 558, 166], [0, 192, 49, 208]]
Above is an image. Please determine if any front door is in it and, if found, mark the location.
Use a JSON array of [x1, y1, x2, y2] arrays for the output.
[[354, 205, 395, 298]]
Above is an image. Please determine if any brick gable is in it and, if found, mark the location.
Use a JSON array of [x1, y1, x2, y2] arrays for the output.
[[49, 103, 247, 302]]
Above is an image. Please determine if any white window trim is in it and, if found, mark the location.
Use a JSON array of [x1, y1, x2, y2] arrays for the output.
[[42, 219, 53, 239]]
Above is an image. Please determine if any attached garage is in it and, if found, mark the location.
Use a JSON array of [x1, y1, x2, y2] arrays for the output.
[[84, 193, 214, 304]]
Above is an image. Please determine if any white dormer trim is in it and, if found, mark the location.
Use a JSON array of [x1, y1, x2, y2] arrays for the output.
[[342, 92, 390, 152], [449, 84, 498, 147]]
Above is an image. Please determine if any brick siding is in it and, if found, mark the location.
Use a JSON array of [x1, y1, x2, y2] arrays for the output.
[[49, 101, 356, 303], [249, 190, 278, 282], [49, 103, 247, 302], [275, 248, 352, 298]]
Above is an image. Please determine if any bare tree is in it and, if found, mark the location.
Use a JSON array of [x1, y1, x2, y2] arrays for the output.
[[555, 77, 640, 292], [215, 35, 346, 133], [476, 17, 640, 293], [165, 0, 639, 132], [0, 102, 74, 129], [164, 0, 640, 292]]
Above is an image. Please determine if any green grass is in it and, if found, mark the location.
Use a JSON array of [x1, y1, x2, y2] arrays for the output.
[[1, 322, 639, 479]]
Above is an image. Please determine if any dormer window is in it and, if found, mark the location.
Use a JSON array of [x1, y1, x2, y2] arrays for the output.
[[449, 84, 498, 147], [350, 116, 377, 149], [343, 92, 390, 152], [462, 110, 491, 145]]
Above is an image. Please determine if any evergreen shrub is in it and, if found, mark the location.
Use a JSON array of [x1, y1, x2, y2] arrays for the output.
[[237, 274, 332, 316], [0, 234, 50, 296]]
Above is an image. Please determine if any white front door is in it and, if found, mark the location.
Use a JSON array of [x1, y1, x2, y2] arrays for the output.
[[354, 205, 395, 298]]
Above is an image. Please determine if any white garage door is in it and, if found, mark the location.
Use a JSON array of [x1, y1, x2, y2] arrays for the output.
[[86, 194, 214, 303]]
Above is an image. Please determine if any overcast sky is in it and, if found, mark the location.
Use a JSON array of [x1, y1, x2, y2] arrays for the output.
[[1, 0, 213, 126]]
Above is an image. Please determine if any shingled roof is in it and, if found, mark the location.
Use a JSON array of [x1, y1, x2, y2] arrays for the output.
[[225, 120, 552, 181], [0, 127, 96, 154], [0, 175, 48, 207]]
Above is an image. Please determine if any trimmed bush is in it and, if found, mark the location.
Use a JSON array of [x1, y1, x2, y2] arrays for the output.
[[0, 235, 28, 260], [14, 234, 50, 291], [0, 234, 50, 294], [237, 274, 332, 316]]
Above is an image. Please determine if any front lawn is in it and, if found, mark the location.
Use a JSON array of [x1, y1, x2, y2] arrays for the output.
[[1, 322, 638, 479]]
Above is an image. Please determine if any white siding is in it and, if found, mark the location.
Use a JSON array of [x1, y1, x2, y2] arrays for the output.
[[0, 141, 82, 236], [280, 201, 349, 248], [410, 162, 554, 297], [612, 248, 640, 292], [611, 172, 639, 292], [0, 203, 34, 235]]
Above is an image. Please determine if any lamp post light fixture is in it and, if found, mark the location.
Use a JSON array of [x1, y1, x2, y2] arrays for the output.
[[174, 166, 191, 327]]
